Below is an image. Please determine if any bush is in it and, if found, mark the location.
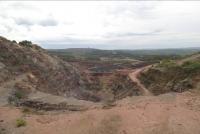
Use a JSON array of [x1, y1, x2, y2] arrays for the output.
[[8, 90, 26, 105], [182, 61, 200, 72], [12, 40, 17, 43], [14, 91, 23, 99], [158, 60, 177, 68], [19, 40, 32, 47], [16, 118, 26, 127]]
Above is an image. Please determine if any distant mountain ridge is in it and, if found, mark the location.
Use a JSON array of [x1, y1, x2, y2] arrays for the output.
[[48, 47, 200, 56], [48, 47, 200, 62]]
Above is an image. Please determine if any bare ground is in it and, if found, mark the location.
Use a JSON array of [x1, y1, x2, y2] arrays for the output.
[[129, 65, 152, 96], [1, 91, 200, 134]]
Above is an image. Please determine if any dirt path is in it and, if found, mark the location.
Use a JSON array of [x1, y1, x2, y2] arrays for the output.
[[129, 65, 152, 96]]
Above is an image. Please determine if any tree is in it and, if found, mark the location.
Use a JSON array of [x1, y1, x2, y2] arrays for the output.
[[12, 40, 17, 44], [19, 40, 32, 47]]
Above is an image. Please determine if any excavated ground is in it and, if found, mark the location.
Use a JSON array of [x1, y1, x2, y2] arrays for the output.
[[1, 91, 200, 134], [1, 36, 200, 133]]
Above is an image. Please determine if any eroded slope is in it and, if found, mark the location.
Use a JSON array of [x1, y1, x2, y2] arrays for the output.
[[0, 36, 100, 103]]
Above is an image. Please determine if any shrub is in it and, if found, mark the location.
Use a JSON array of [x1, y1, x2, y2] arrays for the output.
[[182, 61, 200, 72], [12, 40, 17, 43], [19, 40, 32, 47], [8, 90, 25, 105], [158, 59, 177, 68], [16, 118, 26, 127], [14, 91, 23, 99]]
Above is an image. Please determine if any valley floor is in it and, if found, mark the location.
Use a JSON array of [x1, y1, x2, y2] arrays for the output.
[[1, 91, 200, 134]]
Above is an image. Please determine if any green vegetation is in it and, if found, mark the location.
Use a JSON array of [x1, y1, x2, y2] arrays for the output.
[[12, 40, 17, 43], [158, 60, 177, 68], [19, 40, 32, 47], [14, 90, 24, 99], [16, 118, 26, 127], [48, 48, 189, 62], [17, 40, 42, 50], [141, 55, 200, 95], [157, 59, 200, 73], [8, 90, 26, 105], [182, 61, 200, 72]]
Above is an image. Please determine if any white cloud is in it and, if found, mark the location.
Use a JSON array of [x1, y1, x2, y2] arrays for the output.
[[0, 1, 200, 49]]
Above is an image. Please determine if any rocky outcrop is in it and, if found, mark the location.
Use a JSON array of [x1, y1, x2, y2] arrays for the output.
[[19, 100, 88, 111]]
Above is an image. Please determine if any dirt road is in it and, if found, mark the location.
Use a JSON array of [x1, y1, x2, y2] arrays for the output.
[[129, 65, 152, 96]]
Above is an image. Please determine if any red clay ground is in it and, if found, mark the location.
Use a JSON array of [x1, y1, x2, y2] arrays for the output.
[[129, 65, 153, 96], [1, 91, 200, 134]]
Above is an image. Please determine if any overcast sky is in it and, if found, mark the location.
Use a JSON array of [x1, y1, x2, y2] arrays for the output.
[[0, 1, 200, 49]]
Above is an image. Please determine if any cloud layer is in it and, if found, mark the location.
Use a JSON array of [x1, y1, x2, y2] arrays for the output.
[[0, 1, 200, 49]]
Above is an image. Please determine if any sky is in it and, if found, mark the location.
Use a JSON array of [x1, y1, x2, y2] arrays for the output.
[[0, 1, 200, 49]]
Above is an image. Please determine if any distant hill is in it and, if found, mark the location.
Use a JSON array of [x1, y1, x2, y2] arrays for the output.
[[49, 47, 200, 55], [48, 47, 200, 62]]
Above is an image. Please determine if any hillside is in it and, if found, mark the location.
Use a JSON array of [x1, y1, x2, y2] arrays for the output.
[[0, 36, 104, 103], [139, 53, 200, 95], [1, 37, 200, 134], [0, 36, 145, 106]]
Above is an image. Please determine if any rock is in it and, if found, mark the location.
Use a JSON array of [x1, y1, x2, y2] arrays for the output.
[[19, 100, 88, 111], [0, 62, 5, 69], [173, 79, 193, 92]]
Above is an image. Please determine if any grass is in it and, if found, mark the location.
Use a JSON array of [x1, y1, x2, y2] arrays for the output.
[[16, 118, 26, 127]]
